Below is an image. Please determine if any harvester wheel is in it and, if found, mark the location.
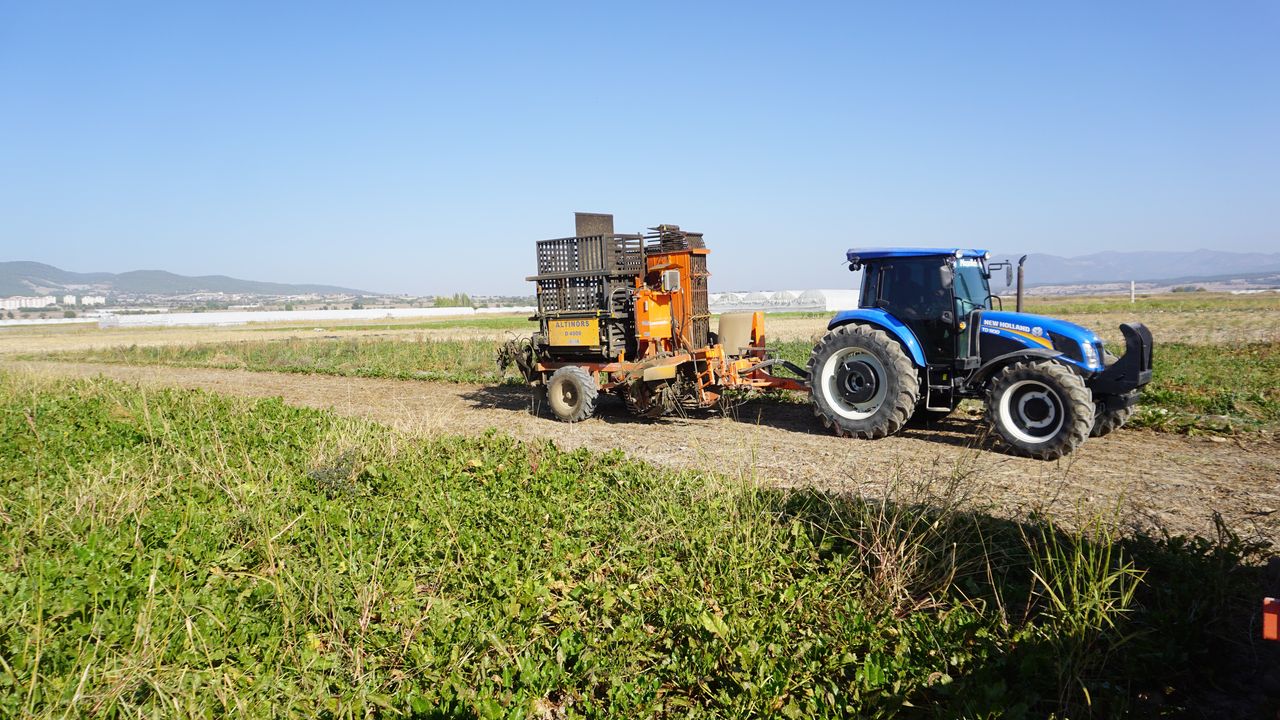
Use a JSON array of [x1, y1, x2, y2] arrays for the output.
[[623, 382, 666, 419], [986, 360, 1094, 459], [545, 366, 598, 423], [808, 324, 919, 439]]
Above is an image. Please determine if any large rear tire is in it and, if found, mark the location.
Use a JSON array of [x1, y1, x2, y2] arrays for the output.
[[808, 324, 919, 439], [545, 366, 598, 423], [986, 360, 1094, 459]]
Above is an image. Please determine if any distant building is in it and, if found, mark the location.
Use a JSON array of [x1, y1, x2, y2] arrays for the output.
[[80, 296, 107, 306], [63, 294, 77, 305], [0, 296, 58, 309]]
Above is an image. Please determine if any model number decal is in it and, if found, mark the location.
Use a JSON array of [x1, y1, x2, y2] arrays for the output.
[[549, 318, 600, 346]]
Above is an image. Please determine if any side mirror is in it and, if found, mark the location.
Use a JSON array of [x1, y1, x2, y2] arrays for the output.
[[1005, 264, 1013, 287], [939, 264, 954, 289], [940, 310, 956, 325]]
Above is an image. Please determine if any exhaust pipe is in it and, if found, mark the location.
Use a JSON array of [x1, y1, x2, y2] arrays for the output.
[[1016, 255, 1027, 313]]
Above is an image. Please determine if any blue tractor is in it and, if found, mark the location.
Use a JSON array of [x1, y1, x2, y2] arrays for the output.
[[808, 248, 1153, 459]]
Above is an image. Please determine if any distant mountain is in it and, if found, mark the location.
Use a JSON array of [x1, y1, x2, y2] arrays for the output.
[[990, 250, 1280, 286], [0, 261, 371, 297]]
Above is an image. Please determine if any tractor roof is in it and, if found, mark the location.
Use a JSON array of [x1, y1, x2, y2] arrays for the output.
[[846, 248, 989, 263]]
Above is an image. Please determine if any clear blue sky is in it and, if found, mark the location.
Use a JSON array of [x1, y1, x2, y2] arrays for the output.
[[2, 2, 1276, 294]]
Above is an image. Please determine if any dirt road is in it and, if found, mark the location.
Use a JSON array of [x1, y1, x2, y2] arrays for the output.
[[10, 360, 1279, 542]]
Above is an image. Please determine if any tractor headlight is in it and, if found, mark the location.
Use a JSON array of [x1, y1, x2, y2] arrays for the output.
[[1081, 341, 1099, 368]]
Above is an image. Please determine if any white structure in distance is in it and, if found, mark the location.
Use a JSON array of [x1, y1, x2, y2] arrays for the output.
[[0, 294, 105, 309], [92, 306, 537, 329], [710, 288, 860, 313], [1, 287, 867, 328]]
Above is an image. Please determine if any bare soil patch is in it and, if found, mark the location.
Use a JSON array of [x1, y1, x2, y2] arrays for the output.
[[11, 359, 1278, 544]]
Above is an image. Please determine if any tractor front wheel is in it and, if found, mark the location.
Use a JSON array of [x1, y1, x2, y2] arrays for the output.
[[986, 361, 1094, 459], [1092, 397, 1136, 437], [1091, 352, 1136, 437], [808, 324, 919, 439], [545, 366, 599, 423]]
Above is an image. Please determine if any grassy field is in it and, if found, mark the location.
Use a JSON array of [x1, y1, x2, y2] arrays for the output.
[[30, 334, 1280, 434], [0, 372, 1268, 717], [1016, 292, 1280, 316], [31, 336, 521, 386]]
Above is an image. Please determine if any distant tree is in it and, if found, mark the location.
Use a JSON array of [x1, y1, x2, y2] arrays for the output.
[[63, 310, 77, 318], [5, 312, 12, 319], [434, 293, 473, 308], [284, 303, 295, 311]]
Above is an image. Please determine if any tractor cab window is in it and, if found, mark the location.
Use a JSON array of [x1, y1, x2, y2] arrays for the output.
[[864, 257, 955, 364], [953, 259, 991, 313], [859, 267, 879, 308], [876, 260, 950, 320]]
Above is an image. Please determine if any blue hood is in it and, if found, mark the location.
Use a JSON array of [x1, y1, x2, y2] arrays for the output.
[[981, 311, 1101, 344], [979, 311, 1103, 370]]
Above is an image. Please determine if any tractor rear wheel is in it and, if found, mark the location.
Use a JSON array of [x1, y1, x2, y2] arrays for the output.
[[545, 366, 598, 423], [808, 324, 919, 439], [986, 360, 1094, 459]]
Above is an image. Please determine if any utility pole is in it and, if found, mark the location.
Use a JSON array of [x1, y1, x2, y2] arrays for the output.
[[1131, 280, 1136, 304]]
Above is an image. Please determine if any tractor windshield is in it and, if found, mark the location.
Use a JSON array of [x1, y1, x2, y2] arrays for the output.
[[953, 259, 991, 312]]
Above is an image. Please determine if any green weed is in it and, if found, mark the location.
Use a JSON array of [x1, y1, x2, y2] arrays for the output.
[[0, 373, 1268, 717]]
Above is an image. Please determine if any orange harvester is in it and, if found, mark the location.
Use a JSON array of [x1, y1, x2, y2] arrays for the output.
[[500, 213, 806, 420]]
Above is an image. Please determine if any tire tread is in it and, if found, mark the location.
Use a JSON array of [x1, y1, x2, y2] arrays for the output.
[[986, 360, 1093, 460], [807, 324, 919, 439], [546, 366, 599, 422]]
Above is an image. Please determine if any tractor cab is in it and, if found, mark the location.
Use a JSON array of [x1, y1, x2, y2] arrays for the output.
[[850, 248, 1008, 365]]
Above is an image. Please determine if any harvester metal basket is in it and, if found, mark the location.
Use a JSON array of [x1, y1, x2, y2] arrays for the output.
[[532, 234, 644, 315], [530, 233, 644, 359]]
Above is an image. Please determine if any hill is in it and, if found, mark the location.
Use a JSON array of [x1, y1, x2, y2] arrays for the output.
[[990, 249, 1280, 286], [0, 261, 371, 297]]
